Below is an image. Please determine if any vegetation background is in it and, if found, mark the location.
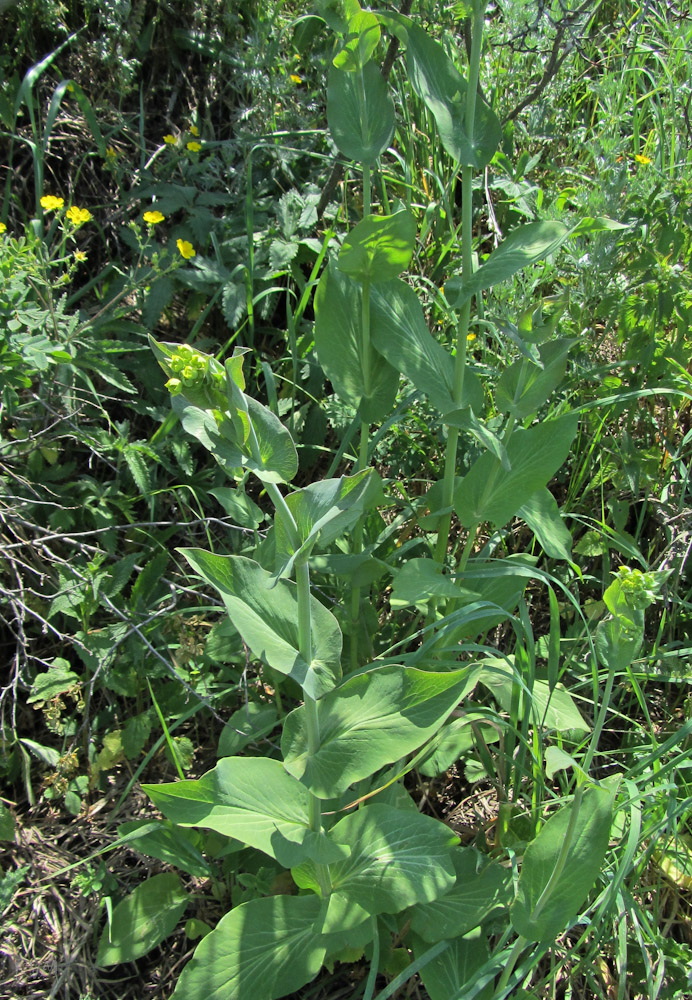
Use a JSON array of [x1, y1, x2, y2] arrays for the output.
[[0, 1, 691, 998]]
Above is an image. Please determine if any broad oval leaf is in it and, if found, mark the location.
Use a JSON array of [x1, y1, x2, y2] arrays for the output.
[[314, 264, 399, 422], [274, 469, 383, 580], [325, 803, 458, 915], [409, 849, 511, 942], [327, 61, 395, 164], [142, 757, 347, 867], [333, 9, 381, 72], [181, 551, 342, 699], [478, 657, 589, 733], [453, 412, 578, 529], [337, 209, 416, 284], [169, 894, 326, 1000], [117, 819, 210, 878], [518, 487, 573, 562], [405, 22, 501, 168], [446, 221, 570, 308], [370, 278, 483, 413], [496, 338, 573, 419], [96, 872, 188, 967], [281, 663, 477, 798], [510, 782, 616, 942]]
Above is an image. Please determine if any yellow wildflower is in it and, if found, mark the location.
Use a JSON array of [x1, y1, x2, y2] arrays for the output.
[[66, 206, 92, 225], [177, 239, 196, 260], [105, 145, 118, 162], [290, 74, 303, 84], [190, 125, 200, 137], [163, 134, 177, 145], [186, 140, 202, 152], [40, 195, 64, 212], [143, 210, 165, 225], [466, 333, 477, 342], [0, 222, 6, 234], [74, 250, 87, 262], [635, 153, 651, 165]]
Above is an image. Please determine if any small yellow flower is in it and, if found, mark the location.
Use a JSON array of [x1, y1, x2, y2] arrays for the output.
[[163, 133, 177, 145], [177, 239, 196, 260], [189, 125, 200, 137], [40, 195, 64, 212], [466, 333, 477, 342], [635, 153, 651, 165], [105, 145, 118, 162], [0, 222, 6, 234], [74, 250, 87, 262], [66, 205, 92, 225], [143, 210, 165, 225], [290, 74, 303, 84], [186, 140, 202, 152]]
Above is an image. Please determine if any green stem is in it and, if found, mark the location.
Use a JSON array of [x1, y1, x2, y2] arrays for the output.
[[435, 1, 485, 565]]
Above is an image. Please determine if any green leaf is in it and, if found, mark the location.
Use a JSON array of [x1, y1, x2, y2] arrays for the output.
[[121, 712, 152, 759], [210, 486, 264, 528], [327, 61, 395, 164], [96, 873, 188, 967], [496, 339, 573, 419], [333, 9, 381, 71], [453, 413, 578, 528], [518, 488, 573, 562], [594, 616, 643, 672], [446, 221, 570, 308], [325, 804, 458, 915], [390, 556, 525, 638], [442, 406, 509, 467], [405, 22, 501, 168], [274, 470, 382, 579], [416, 714, 499, 778], [370, 279, 482, 413], [142, 757, 347, 867], [282, 664, 477, 798], [181, 551, 342, 699], [0, 803, 15, 842], [409, 849, 511, 942], [218, 703, 278, 757], [510, 783, 616, 942], [417, 927, 493, 1000], [337, 209, 416, 284], [478, 657, 589, 733], [169, 894, 326, 1000], [314, 265, 399, 422], [117, 820, 210, 878], [27, 659, 81, 704]]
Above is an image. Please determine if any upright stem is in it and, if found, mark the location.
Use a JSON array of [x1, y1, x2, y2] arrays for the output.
[[435, 1, 486, 566], [349, 149, 373, 670]]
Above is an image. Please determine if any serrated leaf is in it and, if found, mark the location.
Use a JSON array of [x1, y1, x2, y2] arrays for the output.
[[121, 713, 152, 759], [28, 660, 81, 704], [124, 447, 152, 496]]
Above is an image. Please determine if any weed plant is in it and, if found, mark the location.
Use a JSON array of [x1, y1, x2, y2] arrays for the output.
[[0, 2, 691, 1000]]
